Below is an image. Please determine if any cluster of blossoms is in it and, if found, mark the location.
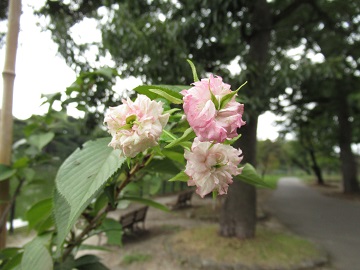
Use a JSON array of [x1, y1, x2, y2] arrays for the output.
[[104, 94, 169, 158], [105, 74, 245, 197], [181, 75, 245, 197]]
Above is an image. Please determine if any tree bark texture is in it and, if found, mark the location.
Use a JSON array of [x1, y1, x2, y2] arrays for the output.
[[0, 0, 21, 249], [219, 115, 258, 239], [219, 0, 271, 239], [336, 93, 359, 194]]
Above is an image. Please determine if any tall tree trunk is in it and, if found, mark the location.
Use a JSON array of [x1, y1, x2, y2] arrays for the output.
[[336, 93, 359, 194], [0, 0, 21, 249], [309, 149, 324, 185], [219, 115, 258, 239], [219, 0, 271, 239]]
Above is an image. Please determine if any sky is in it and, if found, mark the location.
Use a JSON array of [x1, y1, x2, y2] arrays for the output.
[[0, 1, 281, 141]]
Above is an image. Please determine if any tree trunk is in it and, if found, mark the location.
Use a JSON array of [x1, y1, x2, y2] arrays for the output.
[[308, 149, 324, 185], [219, 115, 258, 239], [0, 0, 21, 249], [336, 93, 359, 194], [219, 0, 271, 239]]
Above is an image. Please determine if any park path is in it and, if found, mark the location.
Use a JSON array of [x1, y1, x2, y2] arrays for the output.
[[267, 177, 360, 270]]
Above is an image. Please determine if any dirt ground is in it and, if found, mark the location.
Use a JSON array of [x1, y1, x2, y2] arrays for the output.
[[7, 183, 350, 270], [77, 189, 286, 270], [80, 194, 223, 270]]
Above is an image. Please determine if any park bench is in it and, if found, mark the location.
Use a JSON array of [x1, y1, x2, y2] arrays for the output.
[[168, 189, 194, 210], [119, 206, 149, 233]]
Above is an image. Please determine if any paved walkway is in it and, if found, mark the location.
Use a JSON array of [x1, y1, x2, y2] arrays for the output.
[[268, 177, 360, 270]]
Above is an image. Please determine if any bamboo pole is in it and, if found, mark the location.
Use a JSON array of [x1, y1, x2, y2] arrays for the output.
[[0, 0, 22, 249]]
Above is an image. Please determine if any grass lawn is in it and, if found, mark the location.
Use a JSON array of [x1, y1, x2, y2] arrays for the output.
[[169, 225, 327, 269]]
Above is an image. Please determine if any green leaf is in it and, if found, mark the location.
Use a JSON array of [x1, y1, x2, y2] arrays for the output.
[[223, 134, 242, 145], [26, 198, 53, 232], [210, 89, 220, 110], [101, 218, 123, 246], [162, 150, 185, 165], [187, 59, 199, 82], [12, 157, 29, 169], [0, 164, 16, 181], [145, 158, 181, 175], [78, 244, 111, 252], [161, 129, 177, 142], [134, 85, 184, 101], [219, 91, 237, 110], [0, 248, 22, 261], [54, 137, 124, 249], [165, 127, 195, 149], [53, 189, 71, 256], [54, 255, 76, 270], [219, 81, 247, 109], [156, 85, 191, 93], [21, 235, 53, 270], [121, 195, 169, 212], [74, 255, 110, 270], [236, 163, 275, 189], [94, 67, 115, 79], [168, 171, 190, 182], [24, 168, 36, 182], [104, 184, 117, 209], [93, 192, 109, 215], [234, 81, 248, 92], [163, 108, 181, 115], [41, 92, 62, 107], [1, 252, 23, 270], [149, 88, 183, 104], [27, 132, 55, 151]]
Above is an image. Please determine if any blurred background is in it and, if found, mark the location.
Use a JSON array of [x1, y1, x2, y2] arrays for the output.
[[0, 1, 359, 267]]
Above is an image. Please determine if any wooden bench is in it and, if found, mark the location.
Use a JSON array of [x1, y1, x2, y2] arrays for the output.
[[119, 206, 148, 233], [168, 190, 194, 210]]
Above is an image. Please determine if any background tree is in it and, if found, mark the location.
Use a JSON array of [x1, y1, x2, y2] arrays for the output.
[[37, 0, 359, 237], [280, 56, 360, 192], [257, 140, 284, 178], [279, 101, 341, 185], [275, 0, 360, 193]]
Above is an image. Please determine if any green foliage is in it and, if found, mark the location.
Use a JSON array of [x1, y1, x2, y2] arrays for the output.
[[27, 132, 55, 152], [0, 165, 16, 181], [54, 137, 124, 248], [0, 248, 23, 270], [122, 253, 152, 265], [256, 140, 287, 177], [187, 59, 199, 82], [39, 0, 340, 115], [165, 127, 195, 149], [26, 198, 53, 233], [73, 255, 110, 270], [169, 171, 190, 182], [121, 195, 169, 212], [21, 235, 53, 270], [100, 218, 123, 246], [144, 158, 181, 175], [134, 85, 185, 103], [236, 163, 275, 189]]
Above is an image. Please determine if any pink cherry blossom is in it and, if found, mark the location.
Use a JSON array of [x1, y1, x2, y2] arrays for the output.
[[184, 138, 243, 198], [104, 94, 169, 158], [181, 74, 245, 143]]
